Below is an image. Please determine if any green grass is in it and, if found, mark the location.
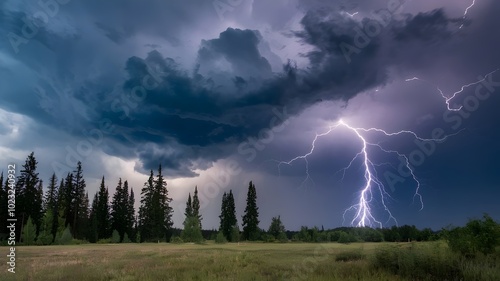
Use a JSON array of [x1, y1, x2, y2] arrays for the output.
[[0, 241, 498, 280]]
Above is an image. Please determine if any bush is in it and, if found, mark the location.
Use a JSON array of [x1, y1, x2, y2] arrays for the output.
[[111, 230, 120, 243], [56, 226, 73, 245], [123, 233, 132, 243], [445, 214, 500, 257], [338, 231, 356, 244], [215, 232, 227, 244], [170, 236, 183, 244], [277, 232, 288, 243], [371, 243, 463, 280], [97, 238, 111, 244], [262, 234, 275, 243], [335, 250, 365, 262], [181, 216, 203, 243]]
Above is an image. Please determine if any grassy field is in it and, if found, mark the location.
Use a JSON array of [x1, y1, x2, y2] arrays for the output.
[[0, 241, 498, 280]]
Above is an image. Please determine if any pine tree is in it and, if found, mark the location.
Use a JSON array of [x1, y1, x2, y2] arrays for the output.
[[87, 192, 98, 243], [96, 177, 110, 240], [185, 193, 193, 218], [44, 173, 58, 212], [192, 186, 202, 229], [62, 173, 74, 229], [77, 192, 89, 240], [16, 152, 43, 241], [139, 170, 154, 242], [219, 192, 227, 238], [219, 190, 237, 241], [37, 210, 54, 245], [226, 190, 237, 242], [181, 191, 203, 243], [127, 188, 136, 241], [22, 216, 36, 245], [138, 165, 173, 242], [111, 179, 131, 242], [55, 177, 66, 240], [44, 173, 59, 241], [72, 162, 87, 239], [242, 181, 260, 241], [154, 165, 173, 241]]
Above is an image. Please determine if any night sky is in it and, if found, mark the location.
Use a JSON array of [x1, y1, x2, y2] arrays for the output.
[[1, 0, 499, 231]]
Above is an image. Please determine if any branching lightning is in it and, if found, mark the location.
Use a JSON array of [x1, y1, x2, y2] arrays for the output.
[[276, 118, 460, 228], [405, 69, 499, 111], [459, 0, 476, 29], [274, 69, 497, 228]]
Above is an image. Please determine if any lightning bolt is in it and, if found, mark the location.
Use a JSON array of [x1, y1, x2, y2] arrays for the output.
[[459, 0, 476, 29], [275, 68, 496, 228], [276, 119, 459, 228], [405, 69, 499, 111], [346, 11, 359, 17]]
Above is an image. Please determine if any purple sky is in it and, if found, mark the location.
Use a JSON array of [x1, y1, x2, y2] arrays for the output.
[[1, 0, 499, 230]]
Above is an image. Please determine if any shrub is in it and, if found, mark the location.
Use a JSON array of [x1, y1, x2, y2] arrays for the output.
[[371, 243, 462, 280], [445, 214, 500, 257], [338, 231, 356, 244], [56, 226, 73, 245], [111, 230, 120, 243], [215, 232, 227, 244], [123, 233, 132, 243], [277, 232, 288, 243], [181, 216, 203, 243], [170, 236, 183, 244], [97, 238, 111, 244]]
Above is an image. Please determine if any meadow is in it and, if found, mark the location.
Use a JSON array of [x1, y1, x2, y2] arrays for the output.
[[1, 241, 499, 281]]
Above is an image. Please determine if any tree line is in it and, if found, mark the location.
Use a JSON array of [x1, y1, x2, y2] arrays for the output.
[[1, 152, 498, 248]]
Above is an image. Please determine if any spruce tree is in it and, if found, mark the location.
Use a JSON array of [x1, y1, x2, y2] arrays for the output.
[[63, 173, 74, 229], [192, 186, 202, 229], [185, 193, 193, 218], [111, 178, 124, 241], [22, 216, 36, 245], [37, 210, 54, 245], [226, 190, 237, 241], [181, 191, 203, 243], [138, 166, 173, 242], [96, 177, 110, 239], [72, 162, 87, 239], [219, 192, 227, 238], [154, 165, 173, 241], [44, 173, 59, 240], [242, 181, 259, 241], [16, 152, 43, 241], [127, 188, 136, 241], [219, 190, 237, 241], [139, 170, 155, 242], [87, 192, 99, 243]]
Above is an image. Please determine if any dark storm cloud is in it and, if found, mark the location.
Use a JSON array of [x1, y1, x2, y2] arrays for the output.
[[2, 0, 497, 179], [198, 28, 273, 78], [101, 8, 464, 175]]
